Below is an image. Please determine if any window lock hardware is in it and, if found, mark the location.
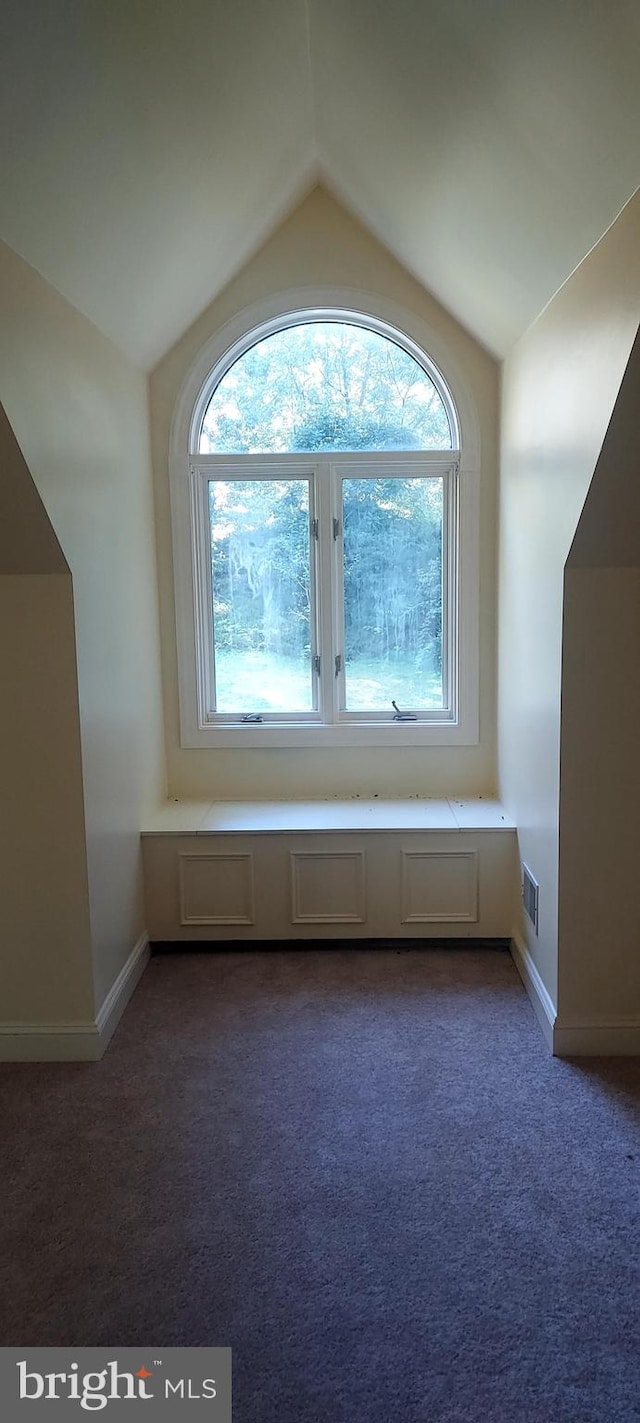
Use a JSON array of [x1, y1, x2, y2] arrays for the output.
[[335, 653, 342, 677], [392, 700, 417, 721], [240, 714, 264, 724], [311, 518, 319, 541], [332, 517, 341, 540], [313, 655, 321, 675]]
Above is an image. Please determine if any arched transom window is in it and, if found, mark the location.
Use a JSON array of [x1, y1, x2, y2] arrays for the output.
[[173, 309, 478, 747], [198, 320, 454, 454]]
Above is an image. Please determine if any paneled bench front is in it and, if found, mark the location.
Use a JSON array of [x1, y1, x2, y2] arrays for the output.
[[141, 800, 518, 942]]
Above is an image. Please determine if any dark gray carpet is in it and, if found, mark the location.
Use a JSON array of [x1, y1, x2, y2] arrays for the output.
[[2, 948, 640, 1422]]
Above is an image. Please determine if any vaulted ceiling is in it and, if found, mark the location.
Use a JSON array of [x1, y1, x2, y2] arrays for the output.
[[1, 0, 638, 368]]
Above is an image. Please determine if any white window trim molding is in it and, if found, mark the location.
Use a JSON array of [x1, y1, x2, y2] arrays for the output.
[[169, 286, 480, 749]]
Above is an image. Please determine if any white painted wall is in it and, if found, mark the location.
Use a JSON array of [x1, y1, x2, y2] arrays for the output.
[[557, 328, 640, 1030], [0, 401, 93, 1025], [310, 1, 640, 357], [151, 184, 499, 802], [0, 241, 165, 1016], [2, 1, 638, 367], [559, 567, 640, 1028], [0, 0, 313, 367], [0, 571, 94, 1024], [498, 190, 640, 1009]]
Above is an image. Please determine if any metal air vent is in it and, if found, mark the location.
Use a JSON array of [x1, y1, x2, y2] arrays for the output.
[[522, 863, 539, 933]]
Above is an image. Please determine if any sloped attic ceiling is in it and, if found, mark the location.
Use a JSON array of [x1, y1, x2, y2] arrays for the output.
[[0, 0, 638, 368]]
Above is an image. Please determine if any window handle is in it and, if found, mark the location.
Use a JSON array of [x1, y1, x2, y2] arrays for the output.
[[240, 714, 264, 724], [335, 653, 342, 677], [392, 700, 417, 721]]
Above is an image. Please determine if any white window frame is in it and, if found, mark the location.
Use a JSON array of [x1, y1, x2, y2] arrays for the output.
[[169, 292, 480, 749], [330, 456, 457, 723], [194, 459, 323, 724]]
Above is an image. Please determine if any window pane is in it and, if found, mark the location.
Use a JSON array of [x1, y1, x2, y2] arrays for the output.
[[342, 477, 444, 711], [209, 479, 313, 713], [200, 322, 452, 453]]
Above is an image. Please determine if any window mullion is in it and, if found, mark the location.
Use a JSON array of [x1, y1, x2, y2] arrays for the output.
[[332, 467, 346, 714], [444, 462, 459, 718], [308, 471, 321, 714], [316, 462, 337, 723]]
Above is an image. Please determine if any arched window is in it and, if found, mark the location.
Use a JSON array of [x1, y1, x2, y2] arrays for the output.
[[171, 306, 478, 747], [198, 320, 454, 454]]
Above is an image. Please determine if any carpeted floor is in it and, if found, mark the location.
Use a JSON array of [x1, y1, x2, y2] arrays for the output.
[[2, 947, 640, 1422]]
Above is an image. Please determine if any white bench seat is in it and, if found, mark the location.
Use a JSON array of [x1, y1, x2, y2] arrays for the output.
[[141, 798, 517, 943], [141, 797, 514, 836]]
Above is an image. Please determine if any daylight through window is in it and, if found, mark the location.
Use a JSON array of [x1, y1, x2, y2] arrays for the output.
[[176, 311, 472, 743]]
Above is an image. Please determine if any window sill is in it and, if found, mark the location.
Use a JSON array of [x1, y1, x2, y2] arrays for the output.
[[182, 719, 478, 749]]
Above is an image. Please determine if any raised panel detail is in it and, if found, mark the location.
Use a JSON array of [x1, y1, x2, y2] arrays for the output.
[[179, 853, 254, 925], [291, 852, 365, 924], [401, 851, 478, 923]]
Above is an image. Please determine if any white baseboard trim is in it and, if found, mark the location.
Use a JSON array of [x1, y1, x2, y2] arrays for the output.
[[0, 931, 150, 1062], [0, 1022, 102, 1062], [553, 1018, 640, 1056], [95, 931, 150, 1052], [510, 933, 640, 1055], [510, 931, 556, 1051]]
